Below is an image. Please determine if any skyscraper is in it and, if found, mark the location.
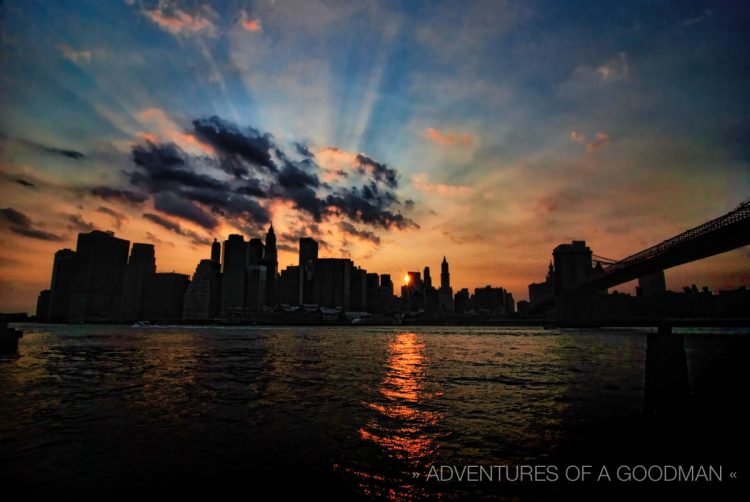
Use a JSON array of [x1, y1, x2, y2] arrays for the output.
[[211, 238, 221, 264], [312, 258, 351, 309], [299, 237, 318, 268], [119, 243, 156, 322], [48, 248, 76, 322], [221, 234, 247, 316], [263, 224, 278, 306], [143, 272, 189, 321], [247, 238, 265, 265], [423, 266, 432, 289], [299, 237, 318, 303], [69, 230, 129, 322], [183, 259, 222, 320], [245, 265, 267, 317], [439, 256, 454, 311]]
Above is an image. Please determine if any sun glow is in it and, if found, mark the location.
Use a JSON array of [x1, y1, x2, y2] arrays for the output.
[[404, 273, 410, 285]]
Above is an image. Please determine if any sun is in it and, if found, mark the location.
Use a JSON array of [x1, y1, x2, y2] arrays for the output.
[[404, 273, 410, 285]]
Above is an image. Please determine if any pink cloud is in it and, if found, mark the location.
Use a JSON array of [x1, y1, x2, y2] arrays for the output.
[[586, 132, 609, 152], [238, 11, 262, 32], [142, 6, 217, 37], [412, 173, 473, 197], [423, 127, 477, 147], [136, 108, 214, 155], [570, 130, 584, 143]]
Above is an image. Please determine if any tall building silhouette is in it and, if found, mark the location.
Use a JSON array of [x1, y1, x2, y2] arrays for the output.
[[299, 237, 318, 303], [183, 259, 222, 320], [247, 238, 265, 265], [143, 272, 189, 321], [36, 290, 50, 321], [221, 234, 246, 316], [119, 243, 156, 322], [263, 225, 278, 306], [278, 265, 302, 304], [350, 265, 367, 311], [528, 262, 554, 304], [366, 273, 380, 313], [245, 265, 267, 317], [439, 256, 454, 311], [211, 238, 221, 264], [313, 258, 351, 309], [423, 266, 432, 289], [48, 248, 76, 322], [69, 230, 129, 322]]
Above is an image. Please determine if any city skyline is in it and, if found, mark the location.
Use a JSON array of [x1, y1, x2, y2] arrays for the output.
[[2, 1, 750, 312]]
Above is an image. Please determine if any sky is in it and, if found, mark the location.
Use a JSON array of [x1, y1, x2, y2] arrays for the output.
[[1, 0, 749, 313]]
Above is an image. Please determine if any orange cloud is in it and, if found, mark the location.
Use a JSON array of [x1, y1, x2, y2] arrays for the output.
[[412, 173, 473, 197], [423, 127, 477, 147], [586, 132, 609, 152], [142, 6, 217, 37], [570, 130, 584, 143], [136, 108, 214, 155]]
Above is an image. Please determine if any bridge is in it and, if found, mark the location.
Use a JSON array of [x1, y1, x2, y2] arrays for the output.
[[529, 197, 750, 320]]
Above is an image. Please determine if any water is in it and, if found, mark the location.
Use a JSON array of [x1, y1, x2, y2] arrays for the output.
[[1, 325, 747, 500]]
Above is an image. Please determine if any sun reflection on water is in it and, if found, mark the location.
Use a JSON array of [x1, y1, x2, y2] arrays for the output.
[[348, 332, 444, 500]]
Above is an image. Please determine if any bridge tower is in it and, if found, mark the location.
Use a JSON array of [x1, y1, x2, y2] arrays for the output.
[[553, 240, 598, 325]]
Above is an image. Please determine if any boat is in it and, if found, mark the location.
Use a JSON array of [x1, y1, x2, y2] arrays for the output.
[[131, 321, 152, 328]]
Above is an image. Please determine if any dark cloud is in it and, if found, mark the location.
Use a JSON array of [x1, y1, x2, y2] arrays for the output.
[[193, 116, 277, 176], [295, 142, 314, 158], [338, 221, 381, 245], [66, 214, 96, 232], [355, 154, 398, 188], [110, 115, 417, 243], [153, 192, 219, 230], [16, 179, 35, 188], [91, 186, 147, 205], [0, 207, 63, 241], [19, 138, 85, 160], [326, 188, 418, 230], [96, 206, 127, 229], [143, 212, 212, 246]]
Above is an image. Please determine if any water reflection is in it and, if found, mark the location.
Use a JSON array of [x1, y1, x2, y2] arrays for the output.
[[352, 332, 443, 500]]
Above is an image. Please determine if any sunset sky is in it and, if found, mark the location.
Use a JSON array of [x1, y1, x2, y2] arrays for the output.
[[1, 0, 749, 313]]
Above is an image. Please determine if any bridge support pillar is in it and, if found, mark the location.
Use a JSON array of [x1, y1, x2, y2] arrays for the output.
[[556, 292, 597, 326], [644, 324, 690, 424]]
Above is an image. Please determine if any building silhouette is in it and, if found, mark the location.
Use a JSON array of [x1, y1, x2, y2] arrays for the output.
[[221, 234, 247, 316], [245, 265, 267, 317], [528, 262, 555, 305], [247, 238, 264, 265], [48, 249, 76, 322], [183, 259, 222, 320], [119, 243, 156, 322], [278, 265, 302, 304], [299, 237, 318, 303], [263, 225, 278, 306], [313, 258, 351, 309], [366, 273, 380, 313], [36, 290, 50, 321], [439, 257, 454, 311], [211, 238, 221, 264], [143, 272, 189, 321], [69, 230, 129, 322], [350, 265, 367, 311]]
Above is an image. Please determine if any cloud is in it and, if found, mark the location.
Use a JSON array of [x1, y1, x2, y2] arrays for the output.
[[325, 188, 417, 229], [337, 221, 381, 245], [586, 132, 610, 152], [143, 212, 212, 246], [354, 154, 398, 188], [66, 214, 96, 233], [16, 178, 35, 188], [142, 4, 217, 37], [192, 116, 277, 176], [136, 108, 215, 155], [153, 192, 219, 230], [239, 11, 262, 32], [19, 138, 85, 160], [570, 131, 585, 143], [96, 206, 127, 229], [423, 127, 478, 147], [58, 44, 92, 64], [0, 207, 63, 241], [596, 53, 629, 82], [412, 173, 473, 197], [90, 186, 147, 205]]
